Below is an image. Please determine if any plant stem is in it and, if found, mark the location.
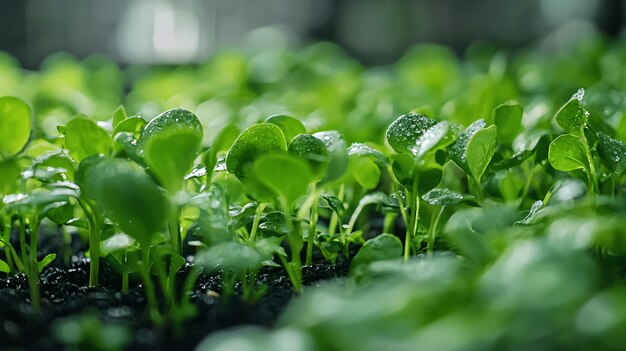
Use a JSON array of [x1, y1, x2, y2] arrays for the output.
[[427, 206, 445, 256], [383, 212, 397, 234], [88, 212, 102, 287], [305, 197, 318, 265], [403, 189, 415, 262], [122, 251, 129, 294], [395, 190, 410, 262], [518, 165, 537, 207], [28, 218, 41, 312], [19, 217, 27, 272], [140, 249, 162, 325], [169, 207, 181, 255], [328, 184, 345, 236], [249, 203, 267, 243]]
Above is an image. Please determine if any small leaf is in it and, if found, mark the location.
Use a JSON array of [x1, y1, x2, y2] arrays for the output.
[[385, 113, 438, 155], [37, 253, 56, 272], [313, 131, 348, 183], [391, 155, 442, 193], [65, 117, 111, 161], [195, 241, 266, 272], [77, 157, 169, 246], [411, 121, 457, 158], [556, 88, 588, 135], [253, 154, 314, 208], [0, 259, 9, 273], [140, 109, 203, 192], [264, 114, 306, 142], [101, 233, 136, 256], [493, 102, 522, 144], [288, 134, 329, 179], [351, 234, 402, 272], [112, 105, 127, 127], [353, 157, 380, 190], [465, 124, 498, 182], [226, 123, 287, 179], [0, 159, 20, 194], [113, 117, 146, 138], [448, 119, 488, 176], [144, 129, 202, 192], [422, 188, 466, 206], [204, 124, 239, 178], [597, 133, 626, 175], [348, 143, 388, 166], [0, 96, 32, 160], [548, 134, 589, 172]]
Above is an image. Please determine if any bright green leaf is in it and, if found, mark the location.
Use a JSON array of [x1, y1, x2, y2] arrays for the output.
[[65, 117, 110, 161], [494, 102, 522, 144], [385, 113, 438, 155], [37, 253, 56, 272], [264, 114, 306, 142], [556, 89, 588, 135], [597, 133, 626, 175], [253, 154, 314, 208], [77, 157, 169, 246], [465, 124, 498, 182], [226, 123, 287, 179], [548, 134, 589, 172], [288, 134, 329, 179], [112, 105, 127, 127], [0, 96, 32, 160], [352, 234, 402, 271], [313, 130, 348, 183]]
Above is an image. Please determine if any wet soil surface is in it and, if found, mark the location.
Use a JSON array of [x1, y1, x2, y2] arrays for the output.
[[0, 234, 350, 351]]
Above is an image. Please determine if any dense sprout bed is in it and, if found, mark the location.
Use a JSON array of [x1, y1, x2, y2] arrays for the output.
[[1, 34, 626, 350]]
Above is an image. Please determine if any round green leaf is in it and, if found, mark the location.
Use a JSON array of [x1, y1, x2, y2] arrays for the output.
[[252, 154, 314, 208], [348, 143, 388, 167], [422, 188, 466, 206], [556, 89, 588, 135], [548, 134, 589, 172], [140, 109, 203, 192], [65, 117, 111, 161], [0, 96, 32, 160], [226, 123, 287, 179], [353, 157, 381, 190], [312, 130, 348, 183], [411, 121, 457, 158], [493, 102, 522, 144], [113, 116, 146, 138], [385, 113, 437, 155], [140, 108, 203, 148], [352, 234, 402, 270], [0, 159, 20, 194], [597, 133, 626, 175], [288, 134, 329, 179], [112, 105, 127, 128], [264, 114, 306, 142], [465, 125, 498, 182], [77, 157, 169, 246]]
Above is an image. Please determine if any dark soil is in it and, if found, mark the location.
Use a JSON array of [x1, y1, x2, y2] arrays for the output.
[[0, 233, 350, 351]]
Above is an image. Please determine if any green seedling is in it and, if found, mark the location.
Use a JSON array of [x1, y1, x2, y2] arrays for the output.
[[386, 113, 455, 260]]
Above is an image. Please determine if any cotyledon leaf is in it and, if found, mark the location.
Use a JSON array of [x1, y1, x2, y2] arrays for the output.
[[0, 96, 32, 161], [226, 123, 287, 179], [597, 132, 626, 175], [288, 134, 329, 179], [548, 134, 589, 172], [385, 113, 438, 155]]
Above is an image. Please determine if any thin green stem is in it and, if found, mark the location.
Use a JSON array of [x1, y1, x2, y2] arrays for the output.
[[169, 207, 181, 255], [140, 249, 162, 325], [28, 218, 41, 312], [383, 212, 397, 234], [19, 217, 27, 273], [249, 203, 268, 243], [428, 206, 445, 256], [88, 213, 102, 287], [122, 251, 129, 294], [305, 197, 318, 265], [402, 189, 414, 262], [328, 184, 345, 236]]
